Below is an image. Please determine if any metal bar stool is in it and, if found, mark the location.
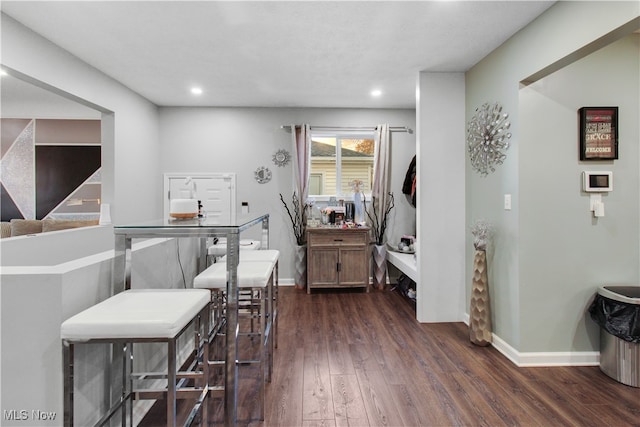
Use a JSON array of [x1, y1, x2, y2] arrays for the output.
[[220, 250, 279, 349], [61, 289, 211, 427], [193, 260, 274, 421]]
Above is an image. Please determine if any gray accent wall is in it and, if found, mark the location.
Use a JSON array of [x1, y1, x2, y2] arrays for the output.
[[518, 33, 639, 353], [465, 1, 639, 354]]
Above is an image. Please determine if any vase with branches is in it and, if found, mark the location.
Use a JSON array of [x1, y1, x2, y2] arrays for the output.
[[279, 192, 310, 288], [364, 192, 394, 289]]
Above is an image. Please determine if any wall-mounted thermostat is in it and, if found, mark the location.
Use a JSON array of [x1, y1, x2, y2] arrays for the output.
[[583, 171, 612, 192]]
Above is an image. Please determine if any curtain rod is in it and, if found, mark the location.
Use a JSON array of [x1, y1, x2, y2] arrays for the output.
[[280, 125, 413, 134]]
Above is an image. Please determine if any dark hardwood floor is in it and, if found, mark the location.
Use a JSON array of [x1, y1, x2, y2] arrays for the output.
[[141, 286, 640, 426]]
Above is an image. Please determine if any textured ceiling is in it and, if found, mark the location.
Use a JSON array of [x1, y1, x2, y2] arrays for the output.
[[1, 1, 555, 109]]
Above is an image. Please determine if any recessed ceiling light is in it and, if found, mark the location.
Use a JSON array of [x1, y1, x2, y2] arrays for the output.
[[0, 69, 8, 77], [191, 87, 203, 95], [371, 89, 382, 97]]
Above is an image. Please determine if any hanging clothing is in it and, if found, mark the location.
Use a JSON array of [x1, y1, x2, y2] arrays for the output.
[[402, 155, 416, 207], [411, 176, 417, 206]]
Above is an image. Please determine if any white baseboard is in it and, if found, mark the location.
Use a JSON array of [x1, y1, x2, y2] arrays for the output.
[[463, 314, 599, 367]]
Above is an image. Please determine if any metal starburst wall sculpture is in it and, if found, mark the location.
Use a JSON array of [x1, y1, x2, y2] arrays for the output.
[[467, 102, 512, 177]]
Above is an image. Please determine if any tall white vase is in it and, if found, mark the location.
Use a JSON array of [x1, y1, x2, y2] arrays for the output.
[[372, 244, 387, 290], [294, 244, 307, 289]]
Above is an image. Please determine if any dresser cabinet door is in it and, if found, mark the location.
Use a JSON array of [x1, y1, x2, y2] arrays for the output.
[[338, 247, 368, 286], [309, 247, 339, 286]]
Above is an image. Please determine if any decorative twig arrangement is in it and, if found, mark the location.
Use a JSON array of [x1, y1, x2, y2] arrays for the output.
[[364, 192, 395, 245], [471, 219, 493, 251], [279, 192, 309, 246]]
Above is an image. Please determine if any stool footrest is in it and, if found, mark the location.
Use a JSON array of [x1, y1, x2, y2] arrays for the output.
[[132, 371, 206, 381], [134, 387, 208, 401], [137, 387, 221, 400]]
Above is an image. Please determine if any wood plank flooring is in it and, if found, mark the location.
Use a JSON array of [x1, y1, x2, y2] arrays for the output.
[[141, 286, 640, 426]]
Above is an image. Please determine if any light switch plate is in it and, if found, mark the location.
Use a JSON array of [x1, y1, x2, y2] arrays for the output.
[[504, 194, 512, 210]]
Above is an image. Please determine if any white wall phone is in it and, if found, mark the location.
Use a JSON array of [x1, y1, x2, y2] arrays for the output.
[[163, 173, 236, 223]]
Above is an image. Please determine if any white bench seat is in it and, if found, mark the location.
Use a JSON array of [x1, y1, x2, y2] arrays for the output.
[[61, 289, 210, 340]]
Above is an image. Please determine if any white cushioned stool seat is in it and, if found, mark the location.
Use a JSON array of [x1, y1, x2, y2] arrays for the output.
[[194, 261, 274, 289], [61, 289, 211, 341]]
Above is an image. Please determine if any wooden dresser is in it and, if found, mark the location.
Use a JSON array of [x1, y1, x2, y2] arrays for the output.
[[306, 226, 370, 294]]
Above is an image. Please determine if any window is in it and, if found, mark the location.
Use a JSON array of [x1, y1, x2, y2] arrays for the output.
[[309, 173, 324, 195], [309, 133, 375, 198]]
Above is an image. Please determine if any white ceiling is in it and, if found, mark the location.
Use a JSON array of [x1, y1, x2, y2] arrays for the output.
[[1, 1, 555, 109]]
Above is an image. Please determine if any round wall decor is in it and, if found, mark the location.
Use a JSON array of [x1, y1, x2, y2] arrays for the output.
[[254, 166, 272, 184], [272, 149, 291, 167], [467, 102, 512, 177]]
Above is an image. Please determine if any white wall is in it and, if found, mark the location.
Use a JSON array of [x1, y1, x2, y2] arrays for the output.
[[158, 107, 416, 282], [0, 226, 114, 266], [465, 1, 639, 357], [416, 72, 466, 322]]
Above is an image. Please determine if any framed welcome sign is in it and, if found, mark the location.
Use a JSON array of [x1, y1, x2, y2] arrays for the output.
[[579, 107, 618, 161]]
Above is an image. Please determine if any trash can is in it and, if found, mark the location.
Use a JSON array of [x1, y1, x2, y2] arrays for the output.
[[588, 285, 640, 388]]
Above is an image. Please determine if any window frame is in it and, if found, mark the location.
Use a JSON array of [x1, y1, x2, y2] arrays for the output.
[[308, 130, 375, 202]]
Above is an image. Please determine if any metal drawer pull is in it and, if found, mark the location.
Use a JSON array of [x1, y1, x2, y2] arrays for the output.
[[334, 239, 343, 242]]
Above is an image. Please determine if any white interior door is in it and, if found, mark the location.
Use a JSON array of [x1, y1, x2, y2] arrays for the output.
[[164, 173, 236, 223]]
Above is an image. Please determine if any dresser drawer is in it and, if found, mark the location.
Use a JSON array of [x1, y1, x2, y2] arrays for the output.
[[308, 230, 368, 246]]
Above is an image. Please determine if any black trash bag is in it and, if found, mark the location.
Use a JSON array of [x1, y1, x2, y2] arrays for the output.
[[588, 295, 640, 344]]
